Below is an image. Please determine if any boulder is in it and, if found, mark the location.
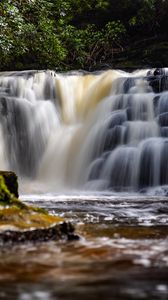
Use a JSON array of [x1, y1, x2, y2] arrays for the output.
[[0, 171, 18, 198], [0, 173, 78, 244]]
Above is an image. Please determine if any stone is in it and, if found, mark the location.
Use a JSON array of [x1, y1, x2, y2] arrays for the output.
[[0, 221, 78, 244], [0, 171, 18, 198], [0, 173, 79, 244]]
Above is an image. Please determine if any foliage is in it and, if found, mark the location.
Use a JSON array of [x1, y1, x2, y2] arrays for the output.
[[0, 0, 167, 70], [0, 0, 66, 69]]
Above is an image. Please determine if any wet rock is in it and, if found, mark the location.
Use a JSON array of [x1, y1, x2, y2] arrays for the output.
[[153, 95, 160, 116], [160, 127, 168, 137], [0, 170, 18, 198], [108, 147, 137, 191], [160, 141, 168, 185], [88, 158, 104, 180], [0, 173, 79, 244], [0, 96, 46, 177], [158, 112, 168, 127], [0, 222, 79, 245], [148, 68, 168, 93], [157, 93, 168, 115], [103, 126, 125, 151], [108, 111, 127, 129], [153, 68, 166, 76], [123, 77, 136, 93]]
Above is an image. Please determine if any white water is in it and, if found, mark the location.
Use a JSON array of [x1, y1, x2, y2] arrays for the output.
[[0, 68, 168, 194]]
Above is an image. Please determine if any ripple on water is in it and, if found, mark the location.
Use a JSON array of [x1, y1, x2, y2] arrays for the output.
[[21, 193, 168, 226], [0, 193, 167, 300]]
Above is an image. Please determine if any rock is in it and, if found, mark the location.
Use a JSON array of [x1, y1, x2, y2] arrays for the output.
[[108, 111, 127, 129], [0, 174, 23, 208], [0, 171, 18, 198], [153, 68, 165, 76], [158, 112, 168, 127], [103, 126, 125, 152], [88, 158, 105, 180], [0, 173, 79, 244], [0, 222, 79, 244], [147, 68, 168, 93]]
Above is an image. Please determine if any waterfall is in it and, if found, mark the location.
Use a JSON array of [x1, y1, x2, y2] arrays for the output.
[[0, 68, 168, 193]]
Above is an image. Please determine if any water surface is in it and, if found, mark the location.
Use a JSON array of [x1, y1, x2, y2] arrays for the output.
[[0, 193, 168, 300]]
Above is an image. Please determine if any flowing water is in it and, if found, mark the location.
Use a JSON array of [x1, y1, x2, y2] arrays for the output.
[[0, 68, 168, 299]]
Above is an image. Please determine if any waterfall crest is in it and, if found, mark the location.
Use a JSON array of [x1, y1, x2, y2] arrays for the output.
[[0, 68, 168, 193]]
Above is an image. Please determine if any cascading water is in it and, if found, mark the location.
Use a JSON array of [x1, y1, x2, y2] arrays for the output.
[[0, 68, 168, 193]]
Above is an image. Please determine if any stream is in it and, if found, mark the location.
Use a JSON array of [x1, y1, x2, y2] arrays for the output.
[[1, 69, 168, 299], [0, 193, 168, 300]]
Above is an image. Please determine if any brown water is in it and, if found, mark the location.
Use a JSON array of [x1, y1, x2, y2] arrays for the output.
[[0, 193, 168, 300], [1, 67, 168, 299]]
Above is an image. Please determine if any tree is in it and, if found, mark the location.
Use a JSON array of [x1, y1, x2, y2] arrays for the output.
[[0, 0, 66, 69], [0, 0, 167, 70]]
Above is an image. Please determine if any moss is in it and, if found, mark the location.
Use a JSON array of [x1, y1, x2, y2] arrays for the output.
[[0, 171, 18, 198], [0, 175, 26, 209], [0, 175, 64, 230], [0, 173, 78, 242], [0, 206, 63, 230]]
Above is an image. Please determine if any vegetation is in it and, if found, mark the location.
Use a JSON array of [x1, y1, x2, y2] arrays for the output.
[[0, 0, 168, 71]]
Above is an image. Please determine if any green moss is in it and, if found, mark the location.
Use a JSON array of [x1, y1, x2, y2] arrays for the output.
[[0, 175, 26, 209], [0, 206, 63, 229], [0, 175, 63, 230], [0, 175, 46, 212], [0, 171, 18, 198]]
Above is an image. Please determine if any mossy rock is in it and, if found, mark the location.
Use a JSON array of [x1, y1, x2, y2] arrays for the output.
[[0, 206, 63, 230], [0, 171, 18, 198], [0, 204, 78, 244], [0, 173, 78, 243]]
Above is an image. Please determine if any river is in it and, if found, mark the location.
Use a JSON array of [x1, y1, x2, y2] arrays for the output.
[[0, 192, 167, 300], [0, 69, 168, 299]]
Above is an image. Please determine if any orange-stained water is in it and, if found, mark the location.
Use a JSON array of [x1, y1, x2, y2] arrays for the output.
[[0, 194, 168, 300]]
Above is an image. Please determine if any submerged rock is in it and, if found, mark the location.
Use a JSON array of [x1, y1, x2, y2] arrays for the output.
[[0, 172, 78, 244]]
